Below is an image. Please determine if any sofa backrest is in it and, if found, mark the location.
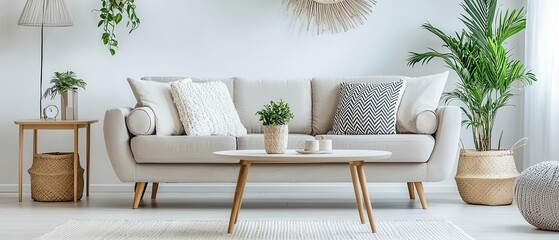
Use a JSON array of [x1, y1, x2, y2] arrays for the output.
[[141, 77, 235, 98], [141, 76, 313, 134], [233, 77, 312, 134], [312, 76, 404, 135]]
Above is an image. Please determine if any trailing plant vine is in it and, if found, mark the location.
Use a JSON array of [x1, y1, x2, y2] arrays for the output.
[[96, 0, 140, 55]]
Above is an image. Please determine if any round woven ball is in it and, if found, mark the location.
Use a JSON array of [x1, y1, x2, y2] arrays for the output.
[[514, 161, 559, 231]]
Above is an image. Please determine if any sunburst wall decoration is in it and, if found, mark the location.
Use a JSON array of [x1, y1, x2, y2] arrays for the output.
[[287, 0, 377, 34]]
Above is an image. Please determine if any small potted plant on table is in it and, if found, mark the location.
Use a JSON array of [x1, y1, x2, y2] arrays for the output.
[[256, 100, 294, 154], [43, 71, 87, 120]]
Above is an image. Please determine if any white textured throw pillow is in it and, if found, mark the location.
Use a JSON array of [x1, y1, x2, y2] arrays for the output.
[[127, 78, 189, 135], [170, 80, 247, 137], [397, 72, 449, 134]]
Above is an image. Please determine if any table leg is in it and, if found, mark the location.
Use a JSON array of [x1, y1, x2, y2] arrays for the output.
[[18, 125, 24, 202], [73, 125, 79, 203], [228, 160, 251, 234], [33, 129, 37, 155], [86, 124, 90, 197], [349, 162, 365, 224], [356, 162, 376, 233]]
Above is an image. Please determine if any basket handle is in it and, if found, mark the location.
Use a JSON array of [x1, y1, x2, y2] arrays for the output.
[[459, 139, 465, 150], [511, 137, 529, 152]]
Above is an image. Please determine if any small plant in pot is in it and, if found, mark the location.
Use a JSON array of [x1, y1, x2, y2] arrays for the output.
[[43, 71, 87, 120], [256, 100, 294, 154], [407, 0, 536, 205]]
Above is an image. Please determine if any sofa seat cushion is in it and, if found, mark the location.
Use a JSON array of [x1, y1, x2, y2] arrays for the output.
[[317, 134, 435, 163], [131, 135, 237, 163], [237, 134, 315, 150]]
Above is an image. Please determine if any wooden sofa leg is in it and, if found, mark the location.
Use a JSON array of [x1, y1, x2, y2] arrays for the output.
[[140, 183, 148, 200], [151, 182, 159, 200], [414, 182, 427, 209], [407, 182, 415, 200], [133, 182, 146, 209]]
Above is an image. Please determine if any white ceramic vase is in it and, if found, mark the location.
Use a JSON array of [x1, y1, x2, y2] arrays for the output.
[[61, 90, 78, 120]]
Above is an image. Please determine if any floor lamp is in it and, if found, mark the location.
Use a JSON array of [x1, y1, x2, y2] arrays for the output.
[[18, 0, 73, 118]]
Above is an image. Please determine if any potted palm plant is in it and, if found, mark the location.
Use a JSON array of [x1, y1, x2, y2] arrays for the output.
[[256, 100, 294, 154], [43, 71, 87, 120], [408, 0, 536, 205]]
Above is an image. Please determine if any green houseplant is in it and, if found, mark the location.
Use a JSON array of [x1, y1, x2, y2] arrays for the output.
[[43, 71, 87, 120], [96, 0, 140, 55], [407, 0, 536, 205], [256, 100, 294, 154]]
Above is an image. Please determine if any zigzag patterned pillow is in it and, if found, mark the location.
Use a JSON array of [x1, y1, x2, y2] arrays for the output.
[[329, 80, 406, 135]]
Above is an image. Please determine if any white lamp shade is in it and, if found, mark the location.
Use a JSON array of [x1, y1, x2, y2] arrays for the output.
[[18, 0, 73, 27]]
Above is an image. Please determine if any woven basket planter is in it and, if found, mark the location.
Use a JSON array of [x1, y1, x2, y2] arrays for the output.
[[28, 152, 84, 202], [263, 125, 288, 154], [455, 149, 520, 206]]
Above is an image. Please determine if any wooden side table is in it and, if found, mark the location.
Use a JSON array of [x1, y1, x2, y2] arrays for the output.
[[14, 119, 98, 203]]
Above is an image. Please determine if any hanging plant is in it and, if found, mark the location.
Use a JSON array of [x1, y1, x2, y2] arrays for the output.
[[96, 0, 140, 55]]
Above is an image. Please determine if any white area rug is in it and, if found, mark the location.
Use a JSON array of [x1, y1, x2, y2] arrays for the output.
[[37, 220, 475, 240]]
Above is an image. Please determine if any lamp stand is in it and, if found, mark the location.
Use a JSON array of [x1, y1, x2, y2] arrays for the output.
[[18, 0, 74, 118], [39, 24, 44, 118]]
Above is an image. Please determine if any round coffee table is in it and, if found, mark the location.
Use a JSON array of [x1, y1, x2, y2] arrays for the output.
[[214, 149, 392, 234]]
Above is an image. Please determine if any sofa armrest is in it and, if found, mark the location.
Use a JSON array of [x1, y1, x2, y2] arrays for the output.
[[426, 106, 461, 182], [104, 108, 137, 182]]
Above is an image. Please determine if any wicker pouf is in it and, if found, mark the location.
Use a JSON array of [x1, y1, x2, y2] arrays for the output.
[[28, 152, 84, 202], [514, 161, 559, 231]]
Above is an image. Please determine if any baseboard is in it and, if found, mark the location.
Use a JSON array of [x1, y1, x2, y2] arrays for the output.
[[0, 183, 458, 194]]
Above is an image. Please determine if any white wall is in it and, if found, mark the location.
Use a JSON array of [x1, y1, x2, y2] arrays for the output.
[[0, 0, 526, 192]]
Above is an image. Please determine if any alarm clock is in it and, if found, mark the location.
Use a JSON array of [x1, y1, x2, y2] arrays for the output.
[[43, 105, 59, 120]]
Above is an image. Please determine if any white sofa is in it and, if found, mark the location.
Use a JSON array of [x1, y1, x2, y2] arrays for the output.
[[104, 76, 461, 209]]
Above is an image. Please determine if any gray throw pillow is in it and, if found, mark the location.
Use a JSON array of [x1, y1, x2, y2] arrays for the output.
[[329, 80, 406, 135]]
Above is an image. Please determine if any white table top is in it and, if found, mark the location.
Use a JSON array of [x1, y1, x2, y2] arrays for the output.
[[213, 149, 392, 163]]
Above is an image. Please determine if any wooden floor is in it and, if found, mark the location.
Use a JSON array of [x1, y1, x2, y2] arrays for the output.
[[1, 191, 557, 240]]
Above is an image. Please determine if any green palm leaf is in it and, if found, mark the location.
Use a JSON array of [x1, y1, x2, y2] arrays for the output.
[[407, 0, 536, 151]]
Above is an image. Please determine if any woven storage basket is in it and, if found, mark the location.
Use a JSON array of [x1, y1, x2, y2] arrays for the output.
[[28, 152, 84, 202], [263, 125, 289, 154], [455, 149, 519, 205]]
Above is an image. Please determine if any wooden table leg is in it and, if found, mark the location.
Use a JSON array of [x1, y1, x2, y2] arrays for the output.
[[33, 129, 37, 155], [356, 162, 376, 233], [86, 124, 90, 197], [228, 160, 251, 234], [349, 162, 365, 224], [18, 125, 24, 202], [73, 125, 79, 203]]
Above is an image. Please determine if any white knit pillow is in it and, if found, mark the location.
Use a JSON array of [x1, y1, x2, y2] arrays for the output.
[[170, 80, 247, 136]]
